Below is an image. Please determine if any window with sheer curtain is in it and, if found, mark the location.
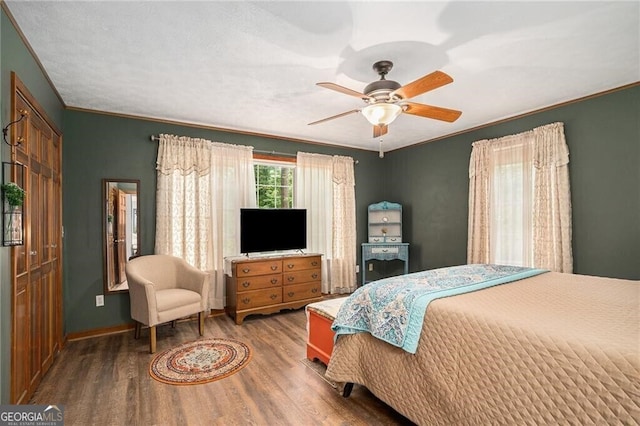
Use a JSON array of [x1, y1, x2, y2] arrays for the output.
[[156, 136, 358, 309], [468, 122, 573, 272]]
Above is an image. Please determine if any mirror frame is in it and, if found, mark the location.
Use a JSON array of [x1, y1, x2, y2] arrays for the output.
[[102, 178, 141, 294]]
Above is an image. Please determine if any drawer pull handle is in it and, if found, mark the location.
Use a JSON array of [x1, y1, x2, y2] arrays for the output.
[[242, 268, 250, 273], [241, 297, 251, 304], [311, 288, 319, 293], [270, 265, 278, 271], [311, 261, 318, 266], [242, 282, 250, 288], [287, 276, 295, 282], [287, 263, 295, 269], [311, 273, 318, 279], [382, 249, 388, 252], [270, 294, 278, 300], [287, 292, 294, 297], [271, 279, 278, 284]]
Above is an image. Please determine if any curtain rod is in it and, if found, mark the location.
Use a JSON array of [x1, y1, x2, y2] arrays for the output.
[[254, 149, 297, 158], [150, 135, 357, 163], [151, 136, 296, 157]]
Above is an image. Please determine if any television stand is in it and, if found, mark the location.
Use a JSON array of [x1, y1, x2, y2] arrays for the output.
[[225, 253, 323, 324]]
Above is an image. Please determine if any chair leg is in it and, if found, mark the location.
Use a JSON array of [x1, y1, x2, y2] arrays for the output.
[[134, 322, 141, 340], [198, 311, 205, 336], [149, 326, 157, 354]]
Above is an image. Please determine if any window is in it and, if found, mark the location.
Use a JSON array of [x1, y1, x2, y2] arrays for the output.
[[490, 160, 534, 267], [468, 122, 572, 272], [254, 160, 295, 208]]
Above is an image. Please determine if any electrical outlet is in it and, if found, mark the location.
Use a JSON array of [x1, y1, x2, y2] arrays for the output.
[[96, 295, 104, 307], [368, 263, 374, 271]]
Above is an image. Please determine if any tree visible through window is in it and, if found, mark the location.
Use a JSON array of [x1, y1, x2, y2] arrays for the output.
[[254, 161, 294, 208]]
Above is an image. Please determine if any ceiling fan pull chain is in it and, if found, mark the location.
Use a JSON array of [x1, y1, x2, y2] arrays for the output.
[[379, 139, 384, 158]]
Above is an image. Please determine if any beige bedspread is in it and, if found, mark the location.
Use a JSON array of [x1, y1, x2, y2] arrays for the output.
[[325, 272, 640, 425]]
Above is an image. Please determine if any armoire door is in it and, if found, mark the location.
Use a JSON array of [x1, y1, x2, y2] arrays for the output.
[[115, 189, 127, 283], [10, 73, 63, 404]]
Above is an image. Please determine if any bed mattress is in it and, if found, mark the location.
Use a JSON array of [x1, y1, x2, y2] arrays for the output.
[[325, 272, 640, 425]]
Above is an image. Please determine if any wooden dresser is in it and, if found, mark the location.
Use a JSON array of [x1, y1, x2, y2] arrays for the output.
[[225, 253, 322, 324]]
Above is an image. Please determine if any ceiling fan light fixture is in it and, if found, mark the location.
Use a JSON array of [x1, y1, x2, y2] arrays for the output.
[[361, 103, 402, 126]]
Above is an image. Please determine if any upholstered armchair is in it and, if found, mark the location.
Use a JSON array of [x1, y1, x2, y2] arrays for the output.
[[125, 255, 209, 353]]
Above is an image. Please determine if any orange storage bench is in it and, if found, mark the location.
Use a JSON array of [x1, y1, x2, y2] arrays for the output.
[[305, 297, 348, 365]]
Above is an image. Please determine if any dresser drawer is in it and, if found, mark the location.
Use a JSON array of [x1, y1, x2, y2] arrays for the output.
[[282, 256, 321, 272], [283, 282, 321, 302], [368, 236, 402, 243], [236, 274, 281, 292], [235, 260, 282, 277], [283, 268, 321, 285], [371, 246, 399, 254], [237, 288, 282, 309]]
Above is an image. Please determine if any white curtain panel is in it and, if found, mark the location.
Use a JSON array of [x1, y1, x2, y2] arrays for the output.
[[468, 122, 572, 272], [295, 152, 357, 293], [155, 134, 255, 309], [296, 152, 334, 292], [331, 156, 357, 293], [531, 123, 572, 273], [155, 134, 212, 269], [208, 141, 256, 309]]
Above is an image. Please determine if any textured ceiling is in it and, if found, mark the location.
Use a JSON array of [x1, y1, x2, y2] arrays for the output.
[[5, 1, 639, 153]]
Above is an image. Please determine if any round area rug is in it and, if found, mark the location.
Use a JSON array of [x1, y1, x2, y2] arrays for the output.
[[149, 338, 252, 385]]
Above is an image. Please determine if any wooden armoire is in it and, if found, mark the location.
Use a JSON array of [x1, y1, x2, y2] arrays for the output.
[[8, 73, 63, 404]]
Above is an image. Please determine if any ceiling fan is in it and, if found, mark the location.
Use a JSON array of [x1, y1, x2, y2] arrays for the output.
[[309, 60, 462, 138]]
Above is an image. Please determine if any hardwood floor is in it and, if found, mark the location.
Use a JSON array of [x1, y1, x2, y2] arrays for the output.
[[30, 308, 414, 426]]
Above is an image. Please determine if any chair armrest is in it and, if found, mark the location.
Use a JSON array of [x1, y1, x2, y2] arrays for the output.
[[178, 261, 210, 309], [126, 269, 159, 325]]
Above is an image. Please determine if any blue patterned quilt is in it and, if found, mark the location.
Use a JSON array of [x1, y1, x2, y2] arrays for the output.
[[331, 264, 547, 354]]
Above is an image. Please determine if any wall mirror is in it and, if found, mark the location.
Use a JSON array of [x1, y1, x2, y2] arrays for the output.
[[103, 179, 140, 294]]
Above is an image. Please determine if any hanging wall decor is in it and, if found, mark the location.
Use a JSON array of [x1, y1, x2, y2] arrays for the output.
[[2, 162, 26, 246], [2, 108, 28, 147]]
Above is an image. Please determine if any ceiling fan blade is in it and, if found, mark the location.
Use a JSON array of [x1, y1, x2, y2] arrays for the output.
[[373, 125, 388, 138], [316, 82, 372, 100], [391, 71, 453, 100], [403, 102, 462, 122], [308, 109, 360, 126]]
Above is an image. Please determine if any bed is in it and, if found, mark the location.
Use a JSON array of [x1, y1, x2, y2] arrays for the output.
[[325, 265, 640, 425]]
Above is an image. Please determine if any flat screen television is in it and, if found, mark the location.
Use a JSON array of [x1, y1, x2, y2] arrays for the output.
[[240, 208, 307, 254]]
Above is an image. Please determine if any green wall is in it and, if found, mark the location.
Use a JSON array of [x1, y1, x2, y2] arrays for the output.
[[63, 84, 640, 339], [385, 85, 640, 280], [62, 110, 384, 334], [0, 8, 64, 404]]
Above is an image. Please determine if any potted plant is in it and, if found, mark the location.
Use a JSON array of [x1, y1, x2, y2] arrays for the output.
[[2, 182, 25, 243], [2, 182, 25, 208]]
